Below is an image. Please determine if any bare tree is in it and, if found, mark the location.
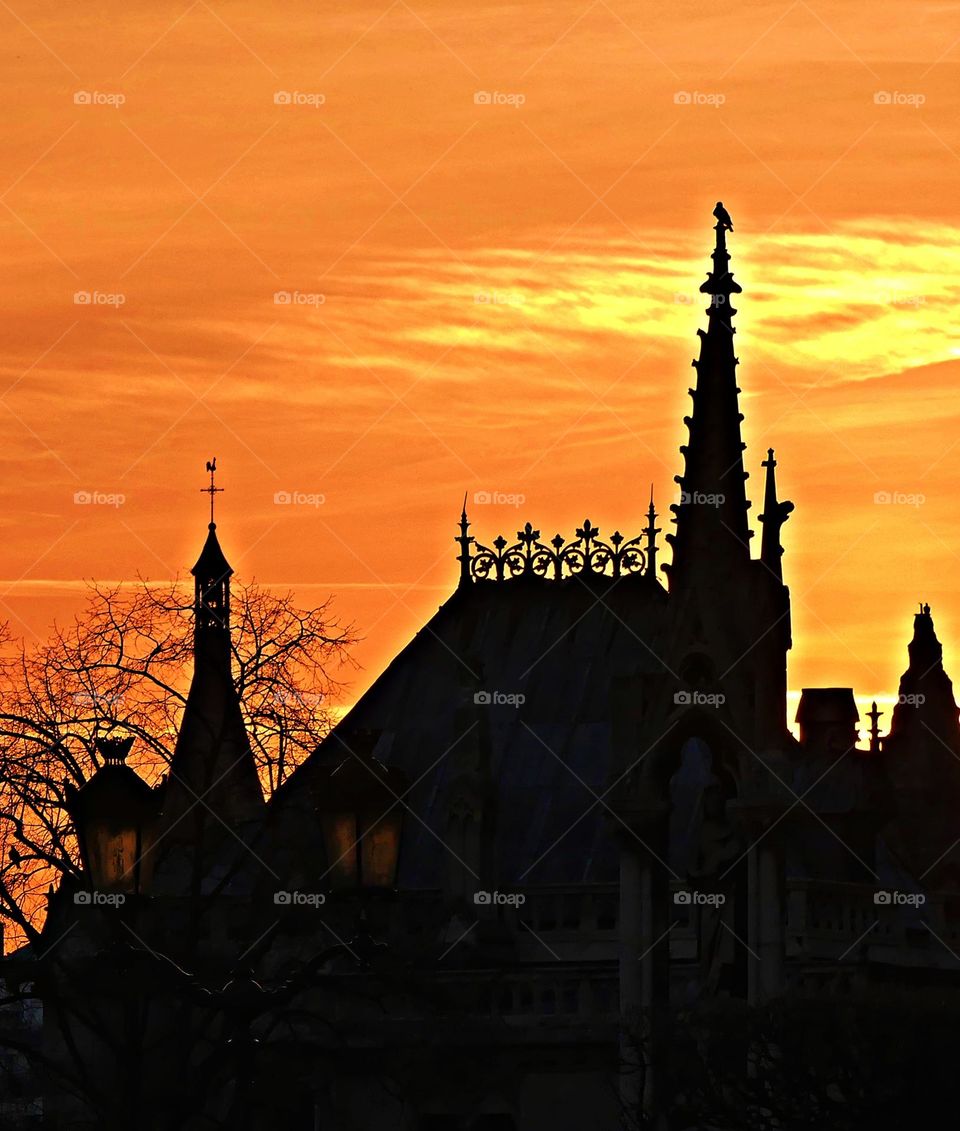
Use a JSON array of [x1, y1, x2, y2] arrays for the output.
[[0, 578, 357, 952]]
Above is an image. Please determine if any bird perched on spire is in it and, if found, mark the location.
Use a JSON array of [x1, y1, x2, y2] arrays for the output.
[[713, 201, 733, 231]]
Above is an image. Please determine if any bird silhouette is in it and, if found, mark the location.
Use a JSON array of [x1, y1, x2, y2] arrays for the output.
[[206, 457, 217, 473], [713, 201, 733, 231]]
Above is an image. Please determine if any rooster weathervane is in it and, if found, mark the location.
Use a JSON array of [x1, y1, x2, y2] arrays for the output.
[[201, 457, 223, 524]]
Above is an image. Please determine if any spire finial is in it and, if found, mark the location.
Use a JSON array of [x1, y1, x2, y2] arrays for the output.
[[759, 447, 794, 579], [700, 201, 742, 305], [201, 457, 224, 526], [456, 493, 474, 589], [95, 735, 134, 766], [643, 485, 660, 580], [867, 700, 883, 755]]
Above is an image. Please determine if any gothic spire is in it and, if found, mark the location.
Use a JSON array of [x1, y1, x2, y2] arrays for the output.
[[665, 206, 752, 586], [758, 448, 794, 580]]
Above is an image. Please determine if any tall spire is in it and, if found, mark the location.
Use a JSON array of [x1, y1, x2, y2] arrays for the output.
[[758, 448, 794, 580], [155, 462, 263, 868], [665, 205, 752, 586]]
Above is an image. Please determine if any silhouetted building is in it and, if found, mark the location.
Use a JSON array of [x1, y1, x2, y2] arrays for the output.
[[12, 213, 960, 1130]]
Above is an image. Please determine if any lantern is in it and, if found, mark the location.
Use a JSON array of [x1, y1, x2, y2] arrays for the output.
[[316, 732, 406, 890], [66, 737, 161, 895]]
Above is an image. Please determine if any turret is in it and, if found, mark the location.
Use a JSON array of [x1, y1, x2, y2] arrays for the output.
[[888, 603, 958, 744], [883, 604, 960, 888], [796, 688, 859, 755], [155, 462, 264, 867]]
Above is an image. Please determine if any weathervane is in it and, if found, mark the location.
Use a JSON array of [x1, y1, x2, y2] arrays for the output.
[[201, 457, 224, 524]]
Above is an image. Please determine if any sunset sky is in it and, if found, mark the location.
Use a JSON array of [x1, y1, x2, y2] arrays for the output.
[[2, 1, 960, 730]]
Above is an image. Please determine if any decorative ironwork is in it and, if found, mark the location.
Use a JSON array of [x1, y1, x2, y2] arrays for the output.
[[466, 517, 650, 582]]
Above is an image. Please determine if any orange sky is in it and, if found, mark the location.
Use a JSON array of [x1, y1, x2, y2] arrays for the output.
[[2, 1, 960, 732]]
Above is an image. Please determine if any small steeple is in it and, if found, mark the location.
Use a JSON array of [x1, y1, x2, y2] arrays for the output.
[[643, 485, 660, 580], [194, 458, 231, 638], [887, 602, 957, 745], [665, 204, 753, 586], [455, 494, 474, 590], [883, 603, 960, 889], [867, 701, 882, 754], [192, 524, 232, 636], [907, 602, 939, 673], [155, 462, 263, 868], [758, 448, 794, 581]]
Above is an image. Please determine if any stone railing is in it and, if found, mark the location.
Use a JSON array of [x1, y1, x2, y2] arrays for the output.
[[785, 878, 960, 969], [516, 884, 618, 935], [485, 974, 618, 1022]]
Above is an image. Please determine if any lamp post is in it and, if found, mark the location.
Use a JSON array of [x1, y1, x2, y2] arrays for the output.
[[50, 732, 406, 1126], [65, 737, 162, 895]]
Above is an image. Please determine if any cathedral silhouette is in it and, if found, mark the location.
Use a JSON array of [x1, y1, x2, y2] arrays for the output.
[[11, 211, 960, 1130]]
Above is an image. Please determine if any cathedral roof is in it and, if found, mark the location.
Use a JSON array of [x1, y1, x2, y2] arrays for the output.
[[278, 569, 669, 887]]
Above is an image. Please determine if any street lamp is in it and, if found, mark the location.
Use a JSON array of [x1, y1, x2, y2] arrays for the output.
[[316, 732, 406, 889], [66, 736, 162, 894]]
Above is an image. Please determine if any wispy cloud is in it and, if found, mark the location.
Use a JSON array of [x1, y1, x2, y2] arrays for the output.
[[306, 220, 960, 386]]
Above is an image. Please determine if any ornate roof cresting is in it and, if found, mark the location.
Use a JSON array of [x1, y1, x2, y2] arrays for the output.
[[456, 502, 660, 585]]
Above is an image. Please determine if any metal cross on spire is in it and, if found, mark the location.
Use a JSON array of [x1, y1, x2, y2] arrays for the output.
[[201, 457, 224, 525]]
